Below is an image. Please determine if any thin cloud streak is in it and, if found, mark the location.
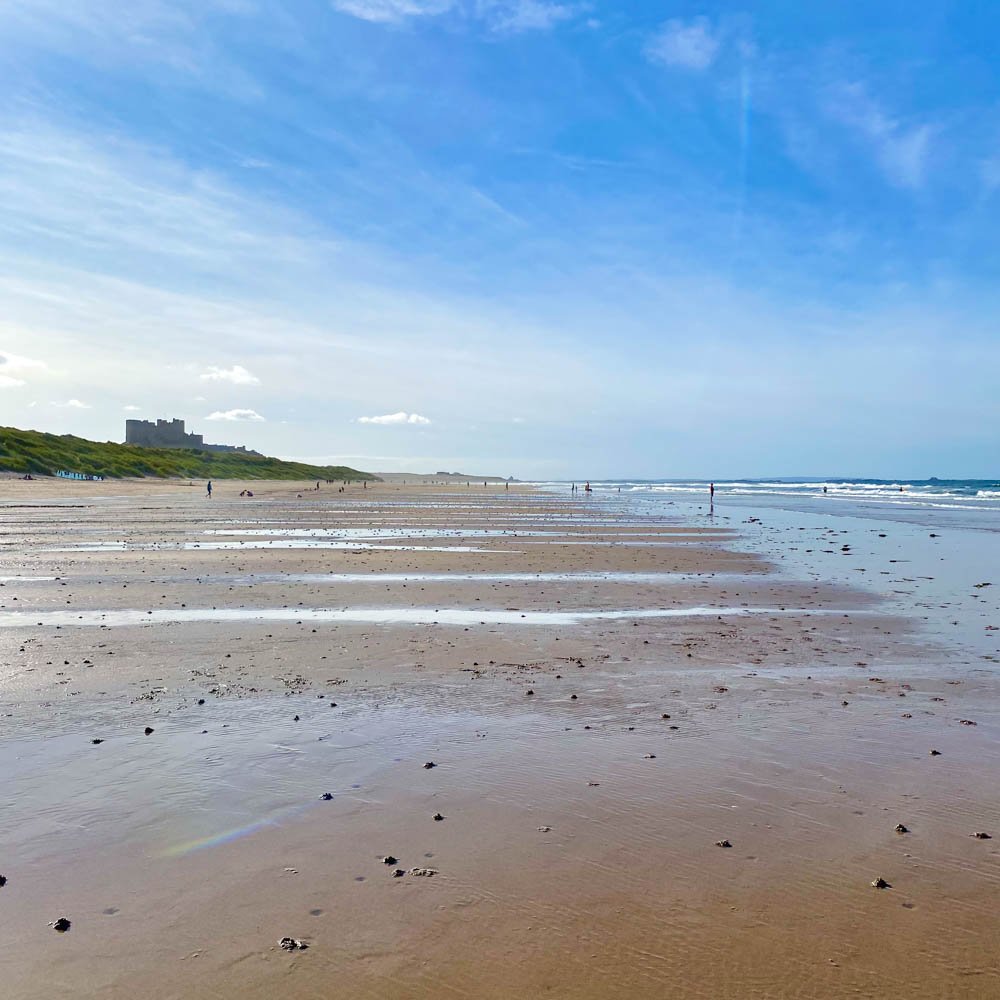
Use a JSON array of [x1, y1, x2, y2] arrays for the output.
[[200, 365, 261, 385], [357, 411, 432, 425], [205, 408, 265, 421]]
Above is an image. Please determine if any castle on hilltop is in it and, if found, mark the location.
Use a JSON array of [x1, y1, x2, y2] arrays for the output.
[[125, 418, 261, 456]]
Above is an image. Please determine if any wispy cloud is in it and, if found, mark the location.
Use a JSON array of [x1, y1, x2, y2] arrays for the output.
[[979, 153, 1000, 194], [358, 411, 432, 425], [52, 398, 90, 408], [329, 0, 454, 23], [200, 364, 260, 385], [645, 17, 720, 71], [481, 1, 578, 34], [206, 408, 265, 421], [826, 82, 932, 190], [123, 404, 141, 411], [329, 0, 579, 32]]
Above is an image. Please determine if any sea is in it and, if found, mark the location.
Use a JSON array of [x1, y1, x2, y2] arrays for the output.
[[534, 478, 1000, 529], [528, 478, 1000, 665]]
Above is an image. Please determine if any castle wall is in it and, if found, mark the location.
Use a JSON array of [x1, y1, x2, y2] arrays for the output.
[[124, 418, 259, 455]]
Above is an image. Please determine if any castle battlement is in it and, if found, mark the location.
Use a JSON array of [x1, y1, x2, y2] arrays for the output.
[[125, 418, 260, 456]]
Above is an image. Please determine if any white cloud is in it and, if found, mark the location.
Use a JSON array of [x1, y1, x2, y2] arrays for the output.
[[827, 83, 932, 190], [123, 404, 141, 411], [206, 408, 266, 421], [645, 17, 720, 71], [357, 411, 432, 425], [52, 398, 90, 408], [200, 364, 260, 385], [482, 1, 577, 33], [330, 0, 453, 23], [0, 350, 47, 387]]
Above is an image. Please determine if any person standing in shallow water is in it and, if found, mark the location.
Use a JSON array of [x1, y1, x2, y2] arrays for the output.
[[206, 480, 212, 498], [709, 482, 715, 501]]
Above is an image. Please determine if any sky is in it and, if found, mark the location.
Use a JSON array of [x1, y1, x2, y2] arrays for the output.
[[1, 1, 998, 479]]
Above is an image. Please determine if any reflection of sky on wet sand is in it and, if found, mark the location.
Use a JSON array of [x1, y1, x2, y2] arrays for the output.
[[0, 605, 866, 629]]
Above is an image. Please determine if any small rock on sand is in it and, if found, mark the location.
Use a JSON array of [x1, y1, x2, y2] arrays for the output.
[[715, 840, 733, 848], [320, 792, 333, 801], [381, 856, 398, 865], [929, 749, 942, 756], [278, 937, 307, 951], [50, 917, 72, 932], [971, 831, 992, 840], [410, 868, 437, 877], [432, 813, 444, 821], [537, 826, 552, 832], [871, 877, 891, 889], [643, 753, 657, 759], [0, 875, 7, 887], [423, 762, 436, 769], [91, 738, 104, 744], [894, 824, 909, 834], [143, 727, 154, 736]]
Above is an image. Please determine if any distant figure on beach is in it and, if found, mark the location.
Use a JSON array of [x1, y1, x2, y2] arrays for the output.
[[584, 481, 592, 493], [709, 482, 715, 500], [505, 481, 509, 490], [823, 486, 828, 494], [206, 480, 212, 498]]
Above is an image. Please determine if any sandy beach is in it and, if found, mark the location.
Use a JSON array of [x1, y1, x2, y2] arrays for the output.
[[1, 477, 997, 999]]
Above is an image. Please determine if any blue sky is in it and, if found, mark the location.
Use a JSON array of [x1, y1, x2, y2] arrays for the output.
[[1, 1, 998, 477]]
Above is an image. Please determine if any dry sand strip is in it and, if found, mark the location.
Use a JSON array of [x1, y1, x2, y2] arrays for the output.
[[0, 479, 997, 1000]]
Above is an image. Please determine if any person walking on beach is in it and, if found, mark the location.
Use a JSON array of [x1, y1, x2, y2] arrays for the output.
[[206, 480, 212, 498], [709, 482, 715, 501]]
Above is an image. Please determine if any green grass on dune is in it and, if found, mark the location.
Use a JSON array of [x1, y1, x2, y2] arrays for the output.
[[0, 426, 378, 481]]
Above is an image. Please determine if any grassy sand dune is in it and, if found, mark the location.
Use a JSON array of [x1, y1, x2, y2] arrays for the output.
[[0, 425, 376, 481]]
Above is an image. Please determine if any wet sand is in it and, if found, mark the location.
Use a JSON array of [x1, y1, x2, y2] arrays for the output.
[[0, 478, 997, 998]]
